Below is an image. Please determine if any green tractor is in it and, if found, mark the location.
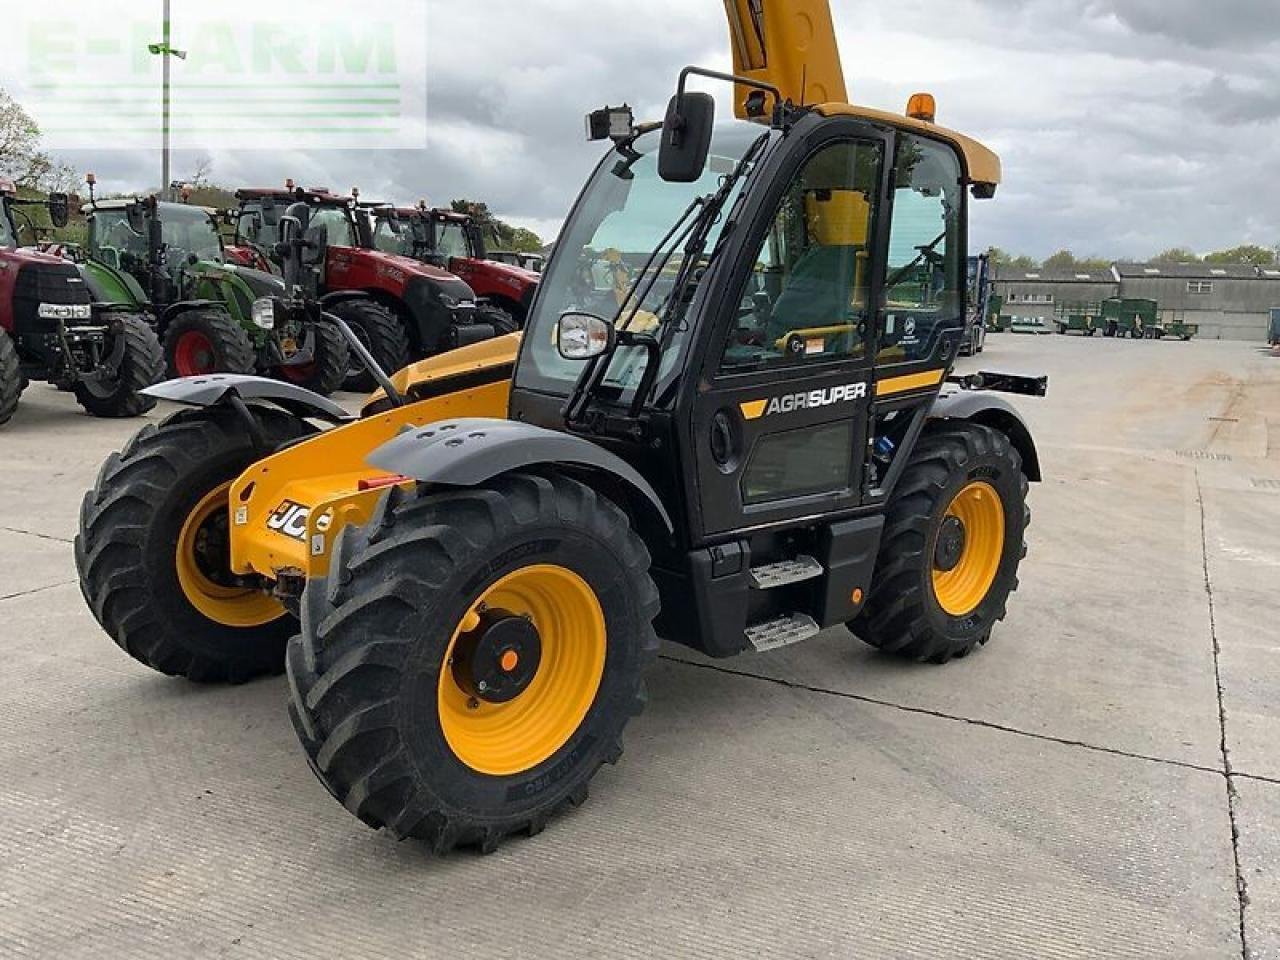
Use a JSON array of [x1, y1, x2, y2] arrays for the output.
[[78, 181, 351, 396]]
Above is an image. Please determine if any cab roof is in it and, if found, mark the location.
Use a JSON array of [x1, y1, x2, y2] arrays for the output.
[[814, 103, 1002, 193]]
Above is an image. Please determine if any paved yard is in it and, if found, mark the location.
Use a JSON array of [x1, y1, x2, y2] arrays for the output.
[[0, 335, 1277, 958]]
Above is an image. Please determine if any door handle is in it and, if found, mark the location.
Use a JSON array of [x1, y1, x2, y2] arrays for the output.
[[710, 409, 739, 470]]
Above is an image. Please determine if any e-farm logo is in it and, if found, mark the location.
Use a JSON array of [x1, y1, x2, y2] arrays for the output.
[[14, 0, 427, 150], [739, 382, 868, 421]]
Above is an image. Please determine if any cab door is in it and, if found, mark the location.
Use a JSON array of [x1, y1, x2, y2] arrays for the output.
[[688, 133, 890, 539]]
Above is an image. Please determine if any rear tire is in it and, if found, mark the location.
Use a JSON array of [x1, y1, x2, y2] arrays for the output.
[[73, 316, 164, 418], [163, 308, 256, 378], [288, 471, 660, 853], [75, 404, 314, 682], [477, 303, 518, 336], [852, 423, 1029, 664], [275, 320, 349, 397], [0, 333, 21, 427], [330, 299, 408, 392]]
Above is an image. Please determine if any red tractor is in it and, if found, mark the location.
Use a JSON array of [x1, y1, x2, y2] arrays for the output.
[[369, 203, 540, 325], [227, 186, 514, 390], [1, 180, 162, 426]]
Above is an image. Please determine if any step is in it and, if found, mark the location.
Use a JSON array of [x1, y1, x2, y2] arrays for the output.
[[748, 555, 823, 590], [744, 613, 821, 653]]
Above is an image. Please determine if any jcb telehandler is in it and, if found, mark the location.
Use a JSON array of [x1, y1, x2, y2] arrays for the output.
[[77, 0, 1045, 853]]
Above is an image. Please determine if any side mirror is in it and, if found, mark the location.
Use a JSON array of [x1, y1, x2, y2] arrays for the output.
[[659, 91, 714, 183], [125, 202, 145, 235], [383, 211, 401, 235], [557, 311, 614, 360], [47, 193, 70, 229], [284, 201, 311, 233], [467, 223, 487, 258]]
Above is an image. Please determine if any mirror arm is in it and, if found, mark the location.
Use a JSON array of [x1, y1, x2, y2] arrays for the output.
[[620, 331, 662, 418], [675, 66, 783, 131]]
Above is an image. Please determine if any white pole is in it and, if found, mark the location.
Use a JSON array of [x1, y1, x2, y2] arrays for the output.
[[162, 0, 171, 200]]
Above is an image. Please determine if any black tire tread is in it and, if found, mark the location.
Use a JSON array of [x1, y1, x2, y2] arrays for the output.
[[0, 332, 21, 426], [331, 299, 409, 391], [75, 404, 311, 682], [277, 319, 348, 397], [288, 471, 661, 853], [855, 423, 1030, 664], [73, 315, 164, 418], [163, 308, 256, 378]]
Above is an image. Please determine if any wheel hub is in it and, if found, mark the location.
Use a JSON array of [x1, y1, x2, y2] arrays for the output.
[[933, 515, 967, 572], [451, 609, 542, 704]]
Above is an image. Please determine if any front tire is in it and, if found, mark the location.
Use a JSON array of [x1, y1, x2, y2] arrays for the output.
[[852, 424, 1029, 663], [163, 308, 256, 378], [0, 332, 21, 427], [329, 299, 409, 392], [274, 320, 349, 397], [288, 471, 660, 853], [73, 316, 165, 418], [75, 404, 314, 682]]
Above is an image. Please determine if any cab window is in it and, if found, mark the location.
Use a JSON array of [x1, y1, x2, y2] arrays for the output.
[[309, 207, 355, 247], [721, 139, 883, 372], [878, 135, 964, 364]]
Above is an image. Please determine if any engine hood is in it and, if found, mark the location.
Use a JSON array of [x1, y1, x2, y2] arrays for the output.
[[223, 262, 286, 297], [481, 259, 540, 285]]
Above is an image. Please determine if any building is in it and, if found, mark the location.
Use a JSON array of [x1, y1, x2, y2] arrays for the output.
[[995, 269, 1118, 325], [993, 262, 1280, 341], [1112, 263, 1280, 341]]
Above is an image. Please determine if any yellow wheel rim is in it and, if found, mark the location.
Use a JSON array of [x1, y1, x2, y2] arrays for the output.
[[931, 481, 1005, 617], [175, 483, 286, 628], [439, 564, 606, 776]]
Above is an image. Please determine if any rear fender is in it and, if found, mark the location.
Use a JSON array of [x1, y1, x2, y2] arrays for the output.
[[368, 417, 675, 533], [319, 290, 371, 310], [928, 390, 1042, 481]]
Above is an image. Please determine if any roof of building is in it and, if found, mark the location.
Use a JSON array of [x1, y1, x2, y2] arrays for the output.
[[995, 268, 1117, 284], [1114, 262, 1280, 281]]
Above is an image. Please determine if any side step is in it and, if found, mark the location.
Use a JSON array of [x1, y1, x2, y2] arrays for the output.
[[749, 555, 823, 590], [744, 613, 821, 653]]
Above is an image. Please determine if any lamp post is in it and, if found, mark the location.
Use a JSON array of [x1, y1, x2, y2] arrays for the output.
[[148, 0, 187, 201]]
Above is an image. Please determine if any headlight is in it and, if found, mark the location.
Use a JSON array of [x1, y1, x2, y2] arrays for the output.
[[39, 303, 92, 321], [251, 297, 277, 330]]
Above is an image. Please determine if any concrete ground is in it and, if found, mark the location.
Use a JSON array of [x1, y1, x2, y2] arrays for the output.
[[0, 335, 1277, 959]]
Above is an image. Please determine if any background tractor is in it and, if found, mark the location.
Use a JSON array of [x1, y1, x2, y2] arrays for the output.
[[76, 0, 1046, 855], [229, 187, 515, 390], [0, 179, 162, 426], [370, 203, 541, 324], [78, 183, 349, 396]]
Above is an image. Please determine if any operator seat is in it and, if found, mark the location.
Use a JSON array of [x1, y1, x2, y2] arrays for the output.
[[764, 189, 869, 350]]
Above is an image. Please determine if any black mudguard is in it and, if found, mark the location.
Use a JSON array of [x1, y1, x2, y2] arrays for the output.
[[929, 389, 1042, 481], [367, 417, 674, 532], [142, 373, 353, 423], [319, 290, 371, 310]]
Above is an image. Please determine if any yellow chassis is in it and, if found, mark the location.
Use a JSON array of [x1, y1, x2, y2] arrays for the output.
[[227, 335, 520, 582]]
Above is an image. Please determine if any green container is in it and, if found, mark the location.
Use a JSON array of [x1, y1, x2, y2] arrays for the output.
[[1101, 298, 1158, 339], [1054, 302, 1101, 336]]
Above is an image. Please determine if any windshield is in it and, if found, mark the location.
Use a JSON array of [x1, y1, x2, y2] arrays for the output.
[[517, 123, 774, 397], [160, 204, 223, 263], [373, 217, 412, 256], [238, 202, 280, 248], [436, 220, 470, 259]]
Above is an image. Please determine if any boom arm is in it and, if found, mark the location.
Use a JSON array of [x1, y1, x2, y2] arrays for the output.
[[723, 0, 847, 118]]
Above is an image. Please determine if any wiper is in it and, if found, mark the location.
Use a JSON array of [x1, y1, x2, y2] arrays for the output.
[[885, 230, 947, 291]]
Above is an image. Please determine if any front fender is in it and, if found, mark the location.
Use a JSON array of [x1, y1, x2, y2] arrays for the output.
[[367, 417, 674, 532], [143, 373, 354, 424], [319, 290, 371, 309], [929, 390, 1041, 481]]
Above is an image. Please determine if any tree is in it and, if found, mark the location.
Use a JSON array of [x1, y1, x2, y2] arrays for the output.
[[1043, 249, 1077, 269], [0, 87, 75, 192], [1152, 247, 1200, 263], [986, 247, 1039, 270], [1203, 244, 1276, 266], [451, 198, 543, 253]]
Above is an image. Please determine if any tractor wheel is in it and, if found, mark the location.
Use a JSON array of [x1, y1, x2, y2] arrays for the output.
[[274, 320, 349, 398], [0, 333, 21, 427], [75, 404, 315, 682], [329, 300, 408, 392], [478, 303, 519, 335], [852, 423, 1029, 664], [73, 316, 165, 419], [287, 471, 660, 853], [164, 309, 256, 378]]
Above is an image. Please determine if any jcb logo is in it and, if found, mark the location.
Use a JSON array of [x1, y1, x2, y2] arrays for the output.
[[740, 382, 868, 421], [266, 500, 331, 542]]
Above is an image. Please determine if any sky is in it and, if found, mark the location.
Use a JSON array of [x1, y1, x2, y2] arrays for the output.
[[6, 0, 1280, 259]]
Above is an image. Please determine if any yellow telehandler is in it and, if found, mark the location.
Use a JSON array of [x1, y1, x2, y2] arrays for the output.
[[77, 0, 1045, 852]]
